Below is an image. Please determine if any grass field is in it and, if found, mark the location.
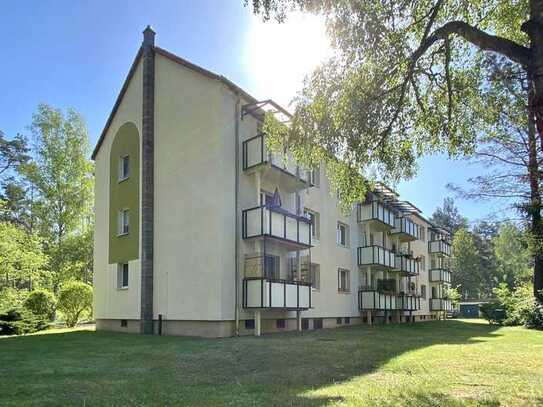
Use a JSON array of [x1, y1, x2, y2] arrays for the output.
[[1, 319, 542, 406]]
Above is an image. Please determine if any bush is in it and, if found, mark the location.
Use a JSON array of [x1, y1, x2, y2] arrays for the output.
[[525, 301, 543, 330], [481, 283, 534, 326], [0, 287, 28, 311], [480, 302, 506, 324], [57, 281, 92, 327], [23, 289, 56, 320], [0, 308, 48, 336]]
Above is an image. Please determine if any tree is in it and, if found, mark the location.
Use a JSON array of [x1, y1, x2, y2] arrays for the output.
[[19, 104, 94, 292], [493, 222, 532, 288], [57, 281, 92, 328], [246, 0, 543, 301], [472, 220, 499, 297], [451, 228, 482, 299], [0, 222, 48, 291], [0, 130, 29, 181], [430, 197, 468, 234]]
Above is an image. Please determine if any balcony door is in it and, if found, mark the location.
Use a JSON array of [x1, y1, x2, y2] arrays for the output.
[[264, 255, 280, 280]]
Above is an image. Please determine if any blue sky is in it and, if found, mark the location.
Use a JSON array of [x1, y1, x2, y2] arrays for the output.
[[1, 0, 504, 223]]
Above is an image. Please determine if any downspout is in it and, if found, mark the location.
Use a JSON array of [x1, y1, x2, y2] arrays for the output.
[[234, 94, 241, 336]]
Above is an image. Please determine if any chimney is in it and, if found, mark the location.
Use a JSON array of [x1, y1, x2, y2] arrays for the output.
[[143, 25, 155, 48]]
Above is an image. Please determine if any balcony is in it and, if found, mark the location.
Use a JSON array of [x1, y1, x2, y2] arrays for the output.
[[430, 298, 453, 311], [398, 293, 421, 311], [429, 240, 451, 256], [391, 217, 420, 242], [242, 134, 310, 191], [358, 288, 398, 310], [242, 205, 311, 249], [357, 245, 396, 270], [357, 201, 396, 231], [429, 268, 451, 283], [395, 255, 420, 276], [242, 277, 311, 310]]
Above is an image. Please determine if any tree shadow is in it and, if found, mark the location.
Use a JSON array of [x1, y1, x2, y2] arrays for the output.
[[0, 320, 508, 406]]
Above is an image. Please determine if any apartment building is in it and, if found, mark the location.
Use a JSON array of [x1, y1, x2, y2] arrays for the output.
[[92, 28, 453, 337]]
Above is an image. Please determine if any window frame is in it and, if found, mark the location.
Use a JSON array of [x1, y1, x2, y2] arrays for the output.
[[336, 222, 349, 247], [338, 268, 351, 293], [118, 263, 129, 289], [118, 154, 130, 182], [304, 208, 320, 240], [118, 208, 130, 236]]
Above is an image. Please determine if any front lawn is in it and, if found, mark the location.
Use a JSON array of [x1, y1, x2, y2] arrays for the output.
[[1, 319, 542, 406]]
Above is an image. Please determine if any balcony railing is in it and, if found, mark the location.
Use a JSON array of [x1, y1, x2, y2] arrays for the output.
[[398, 293, 421, 311], [391, 217, 420, 241], [429, 240, 451, 256], [357, 201, 396, 228], [242, 277, 311, 310], [430, 298, 453, 311], [429, 269, 452, 283], [242, 205, 311, 248], [358, 288, 398, 310], [242, 134, 310, 183], [357, 245, 396, 269], [395, 255, 420, 275]]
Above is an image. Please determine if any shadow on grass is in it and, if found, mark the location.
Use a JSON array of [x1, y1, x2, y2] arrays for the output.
[[0, 320, 503, 406]]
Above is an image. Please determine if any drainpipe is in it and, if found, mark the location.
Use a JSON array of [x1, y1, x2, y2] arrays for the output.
[[234, 94, 241, 336]]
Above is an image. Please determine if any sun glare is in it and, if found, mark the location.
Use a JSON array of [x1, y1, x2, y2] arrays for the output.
[[244, 12, 333, 111]]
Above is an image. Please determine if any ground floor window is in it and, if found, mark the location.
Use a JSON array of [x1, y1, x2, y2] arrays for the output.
[[344, 317, 350, 324], [336, 317, 342, 325], [276, 319, 286, 329], [245, 319, 255, 330], [117, 263, 129, 289], [313, 318, 323, 330]]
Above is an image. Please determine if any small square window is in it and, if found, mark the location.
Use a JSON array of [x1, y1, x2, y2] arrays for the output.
[[118, 209, 129, 235], [118, 155, 129, 181], [118, 263, 129, 289], [344, 317, 351, 324], [120, 319, 128, 327], [313, 318, 323, 330], [336, 317, 342, 325], [276, 319, 286, 329], [245, 319, 255, 330]]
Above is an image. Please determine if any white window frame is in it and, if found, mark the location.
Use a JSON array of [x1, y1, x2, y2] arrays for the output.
[[118, 208, 129, 236], [336, 222, 348, 247], [338, 268, 350, 293], [118, 263, 129, 289], [309, 166, 320, 187], [118, 155, 130, 182], [310, 263, 320, 291], [304, 208, 320, 240]]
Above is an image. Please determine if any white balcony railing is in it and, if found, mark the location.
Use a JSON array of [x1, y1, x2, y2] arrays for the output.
[[429, 240, 451, 256], [429, 269, 452, 283], [242, 205, 311, 248], [357, 245, 396, 269], [395, 255, 420, 275], [391, 217, 420, 241], [430, 298, 453, 311], [242, 278, 311, 309], [242, 134, 310, 183], [358, 289, 398, 310], [357, 201, 396, 228]]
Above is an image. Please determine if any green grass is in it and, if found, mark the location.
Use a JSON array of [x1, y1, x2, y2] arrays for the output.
[[1, 319, 542, 406]]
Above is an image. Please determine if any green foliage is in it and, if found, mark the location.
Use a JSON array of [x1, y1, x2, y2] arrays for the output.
[[430, 198, 468, 234], [0, 307, 47, 335], [0, 221, 48, 290], [525, 301, 543, 330], [493, 222, 532, 288], [0, 287, 28, 311], [23, 289, 56, 320], [451, 228, 482, 299], [444, 286, 461, 307], [481, 283, 534, 326], [18, 104, 94, 291], [57, 281, 92, 327]]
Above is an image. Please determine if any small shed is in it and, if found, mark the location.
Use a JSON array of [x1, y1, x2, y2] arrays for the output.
[[458, 301, 488, 318]]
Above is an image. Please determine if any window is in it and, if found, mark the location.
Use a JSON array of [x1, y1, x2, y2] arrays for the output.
[[264, 255, 280, 280], [304, 209, 320, 240], [260, 190, 273, 206], [118, 209, 129, 235], [294, 259, 320, 290], [338, 268, 350, 292], [432, 286, 437, 299], [420, 255, 426, 271], [276, 319, 286, 329], [421, 284, 427, 299], [337, 222, 349, 247], [310, 264, 320, 290], [245, 319, 255, 330], [344, 317, 351, 324], [336, 317, 342, 325], [120, 319, 128, 327], [302, 318, 309, 330], [309, 166, 320, 187], [117, 263, 129, 289], [313, 318, 323, 330], [118, 155, 129, 181]]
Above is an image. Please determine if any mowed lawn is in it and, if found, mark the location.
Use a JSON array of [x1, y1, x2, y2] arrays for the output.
[[1, 320, 542, 406]]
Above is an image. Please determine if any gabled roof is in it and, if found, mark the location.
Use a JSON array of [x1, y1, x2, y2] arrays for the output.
[[91, 46, 260, 160]]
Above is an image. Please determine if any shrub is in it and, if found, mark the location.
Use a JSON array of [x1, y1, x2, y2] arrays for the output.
[[481, 283, 534, 326], [480, 302, 506, 324], [0, 308, 48, 336], [23, 289, 56, 320], [0, 287, 28, 311], [525, 301, 543, 330], [57, 281, 92, 327]]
